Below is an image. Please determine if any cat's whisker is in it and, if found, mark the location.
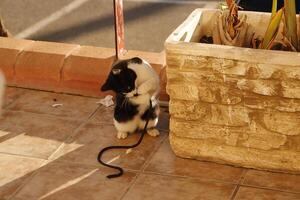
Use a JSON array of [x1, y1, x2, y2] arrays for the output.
[[121, 97, 126, 109], [124, 97, 129, 112]]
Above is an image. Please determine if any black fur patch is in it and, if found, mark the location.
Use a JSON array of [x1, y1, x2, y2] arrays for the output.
[[101, 60, 137, 94], [101, 57, 152, 125], [114, 94, 138, 123], [141, 103, 158, 121]]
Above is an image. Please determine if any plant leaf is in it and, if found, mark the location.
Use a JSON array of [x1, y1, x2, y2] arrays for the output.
[[272, 0, 278, 18], [261, 8, 283, 49], [284, 0, 298, 50]]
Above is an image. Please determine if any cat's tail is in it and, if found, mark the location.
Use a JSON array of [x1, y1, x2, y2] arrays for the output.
[[97, 100, 152, 179], [0, 71, 5, 115]]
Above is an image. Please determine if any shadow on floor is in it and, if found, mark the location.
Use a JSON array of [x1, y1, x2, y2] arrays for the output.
[[32, 2, 178, 42]]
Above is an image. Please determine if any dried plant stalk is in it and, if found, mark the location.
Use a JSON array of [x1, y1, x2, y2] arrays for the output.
[[0, 17, 11, 37], [213, 10, 254, 47]]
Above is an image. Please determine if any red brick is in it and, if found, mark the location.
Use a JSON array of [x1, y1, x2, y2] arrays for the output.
[[0, 38, 168, 100], [0, 37, 33, 84], [61, 46, 115, 96], [15, 41, 78, 91]]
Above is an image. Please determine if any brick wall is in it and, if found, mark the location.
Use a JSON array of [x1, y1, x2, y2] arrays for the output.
[[0, 37, 168, 100]]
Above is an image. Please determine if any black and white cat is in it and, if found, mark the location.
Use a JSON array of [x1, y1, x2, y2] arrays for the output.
[[101, 57, 160, 139]]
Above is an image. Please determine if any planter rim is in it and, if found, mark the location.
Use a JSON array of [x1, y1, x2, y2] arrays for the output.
[[165, 9, 300, 67]]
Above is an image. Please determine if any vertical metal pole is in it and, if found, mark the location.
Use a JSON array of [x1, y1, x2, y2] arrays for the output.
[[113, 0, 125, 60]]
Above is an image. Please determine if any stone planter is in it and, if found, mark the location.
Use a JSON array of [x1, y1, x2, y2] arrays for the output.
[[165, 9, 300, 173]]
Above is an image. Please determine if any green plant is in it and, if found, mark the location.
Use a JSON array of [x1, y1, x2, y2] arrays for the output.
[[255, 0, 299, 51], [260, 2, 283, 49]]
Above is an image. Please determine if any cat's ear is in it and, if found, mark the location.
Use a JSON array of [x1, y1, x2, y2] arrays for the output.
[[130, 57, 143, 64], [101, 80, 111, 91]]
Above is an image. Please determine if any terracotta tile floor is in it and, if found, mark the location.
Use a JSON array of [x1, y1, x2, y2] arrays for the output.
[[1, 87, 300, 200]]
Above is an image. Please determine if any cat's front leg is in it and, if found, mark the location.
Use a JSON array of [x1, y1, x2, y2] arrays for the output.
[[117, 131, 128, 139]]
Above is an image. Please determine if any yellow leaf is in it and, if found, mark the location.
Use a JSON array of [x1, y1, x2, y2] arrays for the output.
[[261, 8, 283, 49]]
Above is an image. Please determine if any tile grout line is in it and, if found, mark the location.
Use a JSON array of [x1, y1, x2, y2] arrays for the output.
[[230, 185, 240, 200], [7, 106, 101, 200], [48, 159, 140, 173], [230, 169, 248, 200], [119, 134, 168, 200], [3, 108, 91, 122], [238, 184, 300, 195], [0, 151, 47, 161], [45, 122, 86, 161], [142, 171, 239, 186], [5, 86, 102, 100], [47, 105, 101, 161], [7, 159, 49, 200], [140, 133, 168, 172]]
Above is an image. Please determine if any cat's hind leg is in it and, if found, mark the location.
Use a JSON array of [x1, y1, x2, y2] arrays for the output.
[[147, 128, 160, 137], [117, 131, 128, 139], [139, 102, 160, 137]]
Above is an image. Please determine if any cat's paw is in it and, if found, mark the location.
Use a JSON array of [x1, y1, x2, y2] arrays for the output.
[[147, 129, 160, 137], [117, 132, 128, 139]]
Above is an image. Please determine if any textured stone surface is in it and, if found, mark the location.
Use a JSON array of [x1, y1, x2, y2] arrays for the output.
[[263, 111, 300, 136], [166, 30, 300, 173], [170, 134, 300, 173]]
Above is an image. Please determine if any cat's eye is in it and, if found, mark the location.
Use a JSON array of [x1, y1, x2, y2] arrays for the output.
[[127, 86, 131, 90]]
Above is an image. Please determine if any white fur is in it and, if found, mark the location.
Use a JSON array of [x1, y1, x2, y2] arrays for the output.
[[147, 129, 160, 137], [128, 60, 160, 97], [113, 96, 160, 139], [0, 72, 5, 115], [114, 60, 160, 139]]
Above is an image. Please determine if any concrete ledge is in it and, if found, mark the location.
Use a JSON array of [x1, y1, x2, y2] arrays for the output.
[[0, 37, 169, 100]]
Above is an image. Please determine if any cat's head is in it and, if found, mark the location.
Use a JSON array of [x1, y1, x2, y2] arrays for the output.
[[101, 57, 142, 96]]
